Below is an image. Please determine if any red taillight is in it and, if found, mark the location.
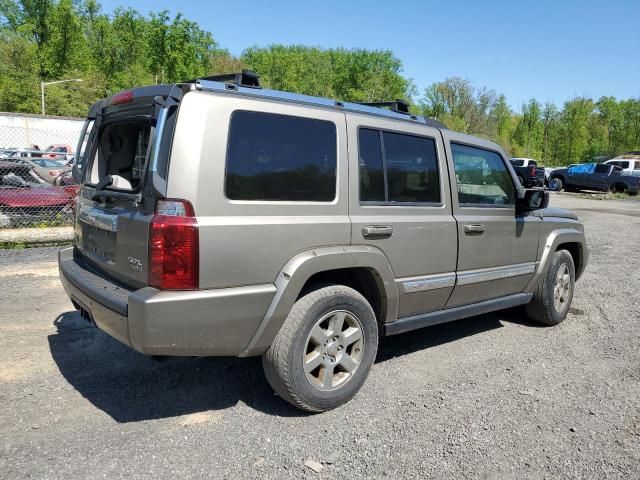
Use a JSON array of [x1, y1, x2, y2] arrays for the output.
[[148, 200, 199, 290], [529, 165, 536, 176], [111, 90, 133, 105]]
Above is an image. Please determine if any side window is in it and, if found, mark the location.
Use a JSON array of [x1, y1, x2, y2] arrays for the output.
[[451, 143, 515, 206], [358, 129, 385, 201], [634, 162, 640, 171], [225, 111, 337, 201], [358, 128, 440, 204], [594, 164, 609, 174]]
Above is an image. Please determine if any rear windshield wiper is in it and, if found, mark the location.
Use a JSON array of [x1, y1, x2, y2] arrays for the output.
[[91, 175, 142, 203]]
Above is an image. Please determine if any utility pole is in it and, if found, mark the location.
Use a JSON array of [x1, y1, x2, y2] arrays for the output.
[[40, 78, 83, 115]]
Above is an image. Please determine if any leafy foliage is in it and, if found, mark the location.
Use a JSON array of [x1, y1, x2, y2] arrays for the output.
[[0, 0, 638, 165]]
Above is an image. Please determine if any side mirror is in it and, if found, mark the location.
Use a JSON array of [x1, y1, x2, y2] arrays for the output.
[[517, 189, 549, 212]]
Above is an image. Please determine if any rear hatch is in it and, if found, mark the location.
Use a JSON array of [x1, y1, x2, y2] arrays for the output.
[[72, 85, 181, 290]]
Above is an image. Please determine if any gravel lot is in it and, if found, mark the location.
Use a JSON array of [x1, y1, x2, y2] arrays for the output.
[[1, 193, 639, 479]]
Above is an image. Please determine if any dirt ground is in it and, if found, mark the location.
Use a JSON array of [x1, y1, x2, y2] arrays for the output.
[[0, 193, 639, 479]]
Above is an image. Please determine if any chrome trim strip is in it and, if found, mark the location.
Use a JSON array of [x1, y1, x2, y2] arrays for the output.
[[400, 272, 456, 294], [456, 262, 536, 286], [77, 205, 118, 232]]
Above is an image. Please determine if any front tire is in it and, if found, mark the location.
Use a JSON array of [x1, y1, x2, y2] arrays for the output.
[[548, 177, 563, 191], [525, 250, 575, 326], [262, 285, 378, 412]]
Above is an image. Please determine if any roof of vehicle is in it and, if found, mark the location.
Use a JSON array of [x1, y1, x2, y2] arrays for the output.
[[100, 71, 448, 130], [611, 153, 640, 160]]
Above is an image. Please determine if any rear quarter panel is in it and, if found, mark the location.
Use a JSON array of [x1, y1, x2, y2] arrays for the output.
[[167, 91, 350, 289]]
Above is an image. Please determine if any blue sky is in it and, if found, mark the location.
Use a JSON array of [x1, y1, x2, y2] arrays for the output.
[[101, 0, 639, 110]]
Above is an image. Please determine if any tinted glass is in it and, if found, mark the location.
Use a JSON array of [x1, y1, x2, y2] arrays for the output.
[[594, 163, 610, 173], [226, 111, 336, 201], [452, 143, 515, 206], [510, 159, 524, 166], [358, 129, 385, 201], [619, 161, 629, 169], [383, 132, 439, 203]]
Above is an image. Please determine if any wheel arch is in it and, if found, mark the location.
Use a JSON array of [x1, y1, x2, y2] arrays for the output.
[[524, 228, 588, 293], [240, 245, 399, 357]]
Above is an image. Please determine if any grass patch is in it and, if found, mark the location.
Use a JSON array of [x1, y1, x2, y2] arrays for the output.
[[573, 191, 639, 201], [0, 240, 71, 249]]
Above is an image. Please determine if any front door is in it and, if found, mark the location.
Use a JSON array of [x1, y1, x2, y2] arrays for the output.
[[442, 134, 540, 308], [346, 113, 458, 318]]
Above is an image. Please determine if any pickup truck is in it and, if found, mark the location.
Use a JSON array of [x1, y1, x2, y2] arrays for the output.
[[548, 163, 640, 194], [604, 157, 640, 177], [510, 158, 545, 188]]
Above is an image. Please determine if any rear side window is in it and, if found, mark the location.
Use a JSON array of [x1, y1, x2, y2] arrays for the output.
[[635, 162, 640, 171], [451, 143, 515, 206], [225, 111, 337, 201], [358, 128, 440, 204]]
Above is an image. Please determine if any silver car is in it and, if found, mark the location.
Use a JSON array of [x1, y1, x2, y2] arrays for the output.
[[10, 157, 70, 183], [59, 72, 589, 412]]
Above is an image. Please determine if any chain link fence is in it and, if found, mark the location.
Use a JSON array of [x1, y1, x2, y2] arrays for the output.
[[0, 112, 84, 229]]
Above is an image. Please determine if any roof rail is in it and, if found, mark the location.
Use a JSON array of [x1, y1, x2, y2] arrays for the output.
[[185, 69, 262, 88], [358, 99, 411, 114]]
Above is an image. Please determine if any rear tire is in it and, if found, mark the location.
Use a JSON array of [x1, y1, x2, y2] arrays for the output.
[[548, 177, 563, 191], [610, 183, 626, 194], [262, 285, 378, 412], [525, 250, 575, 326]]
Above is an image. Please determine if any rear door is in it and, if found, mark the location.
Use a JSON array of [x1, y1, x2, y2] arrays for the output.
[[347, 114, 458, 318], [442, 132, 539, 307], [73, 87, 177, 289], [590, 163, 612, 190]]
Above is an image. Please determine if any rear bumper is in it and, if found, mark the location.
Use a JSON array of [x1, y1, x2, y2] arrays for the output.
[[58, 247, 276, 356]]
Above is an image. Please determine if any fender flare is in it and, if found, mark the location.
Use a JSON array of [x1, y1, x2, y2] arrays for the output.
[[240, 245, 398, 357], [524, 228, 588, 292]]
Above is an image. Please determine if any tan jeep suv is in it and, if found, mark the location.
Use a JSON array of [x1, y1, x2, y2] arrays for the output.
[[59, 71, 588, 412]]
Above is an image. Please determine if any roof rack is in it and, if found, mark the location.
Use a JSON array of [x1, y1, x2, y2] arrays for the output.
[[185, 69, 261, 88], [358, 99, 411, 114]]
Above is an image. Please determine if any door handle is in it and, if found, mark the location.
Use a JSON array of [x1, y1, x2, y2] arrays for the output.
[[464, 224, 486, 234], [362, 225, 393, 240]]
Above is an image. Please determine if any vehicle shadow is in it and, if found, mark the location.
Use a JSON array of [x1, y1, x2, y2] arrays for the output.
[[376, 307, 530, 362], [48, 311, 305, 422], [49, 307, 532, 422]]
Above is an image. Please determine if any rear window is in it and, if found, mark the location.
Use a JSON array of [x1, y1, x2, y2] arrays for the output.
[[87, 121, 151, 190], [358, 128, 440, 204], [225, 111, 337, 201], [510, 159, 525, 167]]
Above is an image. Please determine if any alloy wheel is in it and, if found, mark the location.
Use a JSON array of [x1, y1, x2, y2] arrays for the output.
[[303, 310, 364, 391], [553, 263, 572, 313]]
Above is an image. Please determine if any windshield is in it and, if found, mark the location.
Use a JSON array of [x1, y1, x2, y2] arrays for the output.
[[32, 159, 62, 168]]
